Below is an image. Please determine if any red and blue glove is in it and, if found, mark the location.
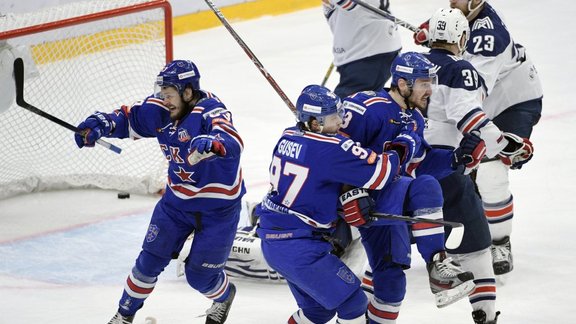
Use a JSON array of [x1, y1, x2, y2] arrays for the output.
[[339, 188, 374, 227], [413, 20, 430, 47], [190, 134, 226, 156], [452, 130, 487, 175], [74, 112, 113, 148], [498, 132, 534, 169]]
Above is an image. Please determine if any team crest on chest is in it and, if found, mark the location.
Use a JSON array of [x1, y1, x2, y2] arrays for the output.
[[178, 128, 191, 142]]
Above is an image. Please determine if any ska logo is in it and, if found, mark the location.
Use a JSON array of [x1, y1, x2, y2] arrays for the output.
[[337, 266, 356, 284], [437, 20, 447, 31], [146, 224, 160, 243]]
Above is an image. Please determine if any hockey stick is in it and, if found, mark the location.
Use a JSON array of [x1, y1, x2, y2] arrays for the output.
[[351, 0, 418, 32], [203, 0, 297, 114], [370, 212, 464, 249], [321, 62, 335, 87], [13, 58, 122, 154]]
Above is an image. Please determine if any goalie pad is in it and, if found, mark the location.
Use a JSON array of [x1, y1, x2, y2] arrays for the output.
[[176, 226, 285, 283]]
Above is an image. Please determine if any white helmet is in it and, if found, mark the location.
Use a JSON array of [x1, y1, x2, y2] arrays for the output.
[[429, 8, 470, 55]]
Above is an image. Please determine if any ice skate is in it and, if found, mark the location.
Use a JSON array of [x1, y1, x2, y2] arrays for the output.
[[107, 312, 134, 324], [472, 310, 501, 324], [427, 252, 475, 308], [491, 236, 513, 275], [205, 283, 236, 324]]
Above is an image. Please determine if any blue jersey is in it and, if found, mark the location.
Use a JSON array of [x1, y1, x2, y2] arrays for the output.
[[105, 90, 245, 212], [259, 126, 400, 230]]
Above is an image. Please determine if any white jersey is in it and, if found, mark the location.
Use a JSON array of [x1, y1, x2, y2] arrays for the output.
[[463, 3, 543, 118], [423, 50, 507, 158], [323, 0, 401, 67]]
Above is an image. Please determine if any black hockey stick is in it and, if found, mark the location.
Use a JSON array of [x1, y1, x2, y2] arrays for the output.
[[370, 212, 464, 249], [203, 0, 297, 114], [351, 0, 418, 32], [13, 58, 122, 154]]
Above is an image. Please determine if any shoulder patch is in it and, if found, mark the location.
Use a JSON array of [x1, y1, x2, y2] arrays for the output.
[[341, 139, 355, 151], [203, 107, 227, 119], [342, 101, 366, 115]]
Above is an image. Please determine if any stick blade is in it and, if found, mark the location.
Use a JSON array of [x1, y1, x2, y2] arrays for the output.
[[445, 224, 464, 250], [13, 57, 26, 107]]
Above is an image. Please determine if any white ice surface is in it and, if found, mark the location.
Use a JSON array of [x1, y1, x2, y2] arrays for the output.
[[1, 0, 575, 323]]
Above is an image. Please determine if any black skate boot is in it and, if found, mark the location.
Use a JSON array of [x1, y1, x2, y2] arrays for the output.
[[491, 236, 513, 275], [107, 312, 134, 324], [205, 283, 236, 324], [472, 310, 501, 324]]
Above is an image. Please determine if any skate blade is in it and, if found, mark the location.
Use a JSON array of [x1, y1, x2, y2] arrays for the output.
[[434, 280, 475, 308]]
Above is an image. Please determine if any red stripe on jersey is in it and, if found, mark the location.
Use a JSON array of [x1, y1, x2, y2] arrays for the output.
[[218, 123, 244, 148], [462, 112, 487, 133], [169, 171, 243, 198], [368, 154, 390, 190]]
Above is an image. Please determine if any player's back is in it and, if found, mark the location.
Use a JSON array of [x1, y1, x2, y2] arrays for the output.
[[464, 3, 542, 117], [423, 49, 484, 149], [260, 126, 397, 230]]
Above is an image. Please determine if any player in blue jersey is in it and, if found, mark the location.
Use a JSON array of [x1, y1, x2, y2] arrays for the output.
[[323, 0, 401, 98], [256, 84, 421, 324], [339, 51, 484, 321], [74, 60, 245, 324]]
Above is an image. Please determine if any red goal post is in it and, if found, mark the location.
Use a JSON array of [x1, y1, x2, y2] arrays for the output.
[[0, 0, 173, 199]]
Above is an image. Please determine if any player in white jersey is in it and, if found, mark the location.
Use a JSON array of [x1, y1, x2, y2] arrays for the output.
[[323, 0, 401, 98], [416, 0, 542, 279]]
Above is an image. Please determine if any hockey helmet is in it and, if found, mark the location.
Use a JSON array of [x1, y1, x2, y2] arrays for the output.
[[390, 52, 437, 87], [429, 8, 470, 54], [155, 60, 200, 95], [295, 85, 343, 125]]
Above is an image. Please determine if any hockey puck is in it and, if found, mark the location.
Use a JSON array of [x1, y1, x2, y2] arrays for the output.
[[117, 192, 130, 199], [145, 317, 157, 324]]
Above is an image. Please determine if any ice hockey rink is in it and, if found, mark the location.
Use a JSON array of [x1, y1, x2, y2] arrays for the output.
[[0, 0, 573, 323]]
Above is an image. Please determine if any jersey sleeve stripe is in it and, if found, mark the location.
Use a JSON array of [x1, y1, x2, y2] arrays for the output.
[[364, 154, 393, 190], [213, 123, 244, 149], [457, 108, 490, 134]]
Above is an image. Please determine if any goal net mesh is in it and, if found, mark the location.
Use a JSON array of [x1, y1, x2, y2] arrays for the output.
[[0, 0, 172, 200]]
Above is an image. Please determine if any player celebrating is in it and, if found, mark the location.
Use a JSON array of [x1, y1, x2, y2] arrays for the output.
[[339, 51, 482, 320], [75, 60, 245, 324], [256, 85, 417, 324]]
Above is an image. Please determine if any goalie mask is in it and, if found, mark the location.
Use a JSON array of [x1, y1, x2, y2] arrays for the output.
[[155, 60, 200, 98], [295, 85, 344, 127], [429, 8, 470, 55]]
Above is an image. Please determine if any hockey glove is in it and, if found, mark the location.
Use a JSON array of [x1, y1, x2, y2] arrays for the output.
[[413, 20, 430, 47], [74, 112, 113, 148], [339, 188, 374, 227], [498, 132, 534, 169], [452, 130, 486, 175], [385, 122, 422, 165], [190, 134, 227, 156]]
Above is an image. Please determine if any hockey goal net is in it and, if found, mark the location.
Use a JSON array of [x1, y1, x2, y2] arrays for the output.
[[0, 0, 173, 200]]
